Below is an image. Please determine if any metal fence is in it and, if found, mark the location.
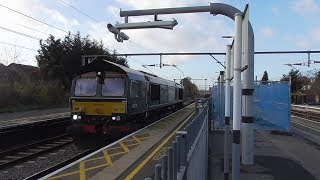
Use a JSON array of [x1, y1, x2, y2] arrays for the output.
[[146, 101, 209, 180]]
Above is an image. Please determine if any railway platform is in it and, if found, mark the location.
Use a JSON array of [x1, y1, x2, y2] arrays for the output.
[[42, 103, 196, 180], [36, 98, 320, 180], [0, 107, 69, 130], [209, 130, 318, 180]]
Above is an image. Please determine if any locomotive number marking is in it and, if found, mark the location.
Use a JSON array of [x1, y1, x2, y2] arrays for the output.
[[114, 107, 125, 112]]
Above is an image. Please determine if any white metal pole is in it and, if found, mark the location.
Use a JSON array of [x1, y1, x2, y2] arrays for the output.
[[224, 45, 231, 180], [232, 13, 242, 180], [241, 9, 254, 165]]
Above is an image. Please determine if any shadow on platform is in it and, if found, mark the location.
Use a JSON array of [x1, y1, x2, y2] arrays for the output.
[[208, 130, 316, 180]]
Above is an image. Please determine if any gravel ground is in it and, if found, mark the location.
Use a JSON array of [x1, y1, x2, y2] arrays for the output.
[[0, 143, 88, 180]]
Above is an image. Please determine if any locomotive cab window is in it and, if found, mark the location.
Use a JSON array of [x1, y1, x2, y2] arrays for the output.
[[102, 78, 125, 96], [151, 84, 160, 100], [130, 81, 141, 98], [179, 88, 183, 100], [75, 78, 97, 96]]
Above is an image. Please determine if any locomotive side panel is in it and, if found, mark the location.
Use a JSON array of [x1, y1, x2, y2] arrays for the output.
[[168, 86, 176, 102], [160, 85, 168, 104], [127, 80, 147, 115]]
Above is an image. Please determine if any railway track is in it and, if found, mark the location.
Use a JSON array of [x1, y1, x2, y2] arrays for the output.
[[291, 105, 320, 122], [291, 105, 320, 133], [24, 149, 93, 180], [0, 134, 73, 169]]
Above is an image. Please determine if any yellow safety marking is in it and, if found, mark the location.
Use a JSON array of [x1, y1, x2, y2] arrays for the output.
[[79, 161, 86, 180], [292, 120, 320, 132], [126, 142, 140, 147], [83, 156, 104, 163], [132, 135, 142, 144], [125, 112, 195, 180], [47, 120, 171, 180], [106, 146, 123, 151], [109, 151, 127, 157], [153, 147, 167, 161], [85, 163, 110, 171], [103, 150, 112, 165], [120, 142, 129, 153], [47, 171, 79, 179]]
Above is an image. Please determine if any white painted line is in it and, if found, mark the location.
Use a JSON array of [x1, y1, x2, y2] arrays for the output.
[[0, 116, 69, 129], [2, 112, 70, 123], [292, 121, 320, 132], [40, 104, 194, 180], [291, 115, 320, 124], [291, 104, 320, 111]]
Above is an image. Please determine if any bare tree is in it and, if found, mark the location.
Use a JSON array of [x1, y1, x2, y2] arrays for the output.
[[0, 44, 29, 65]]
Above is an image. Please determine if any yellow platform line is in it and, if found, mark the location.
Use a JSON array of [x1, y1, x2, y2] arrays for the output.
[[132, 135, 142, 144], [125, 112, 195, 180], [47, 120, 171, 180], [120, 142, 129, 153], [79, 161, 86, 180], [109, 150, 128, 157], [85, 163, 110, 171], [106, 145, 123, 151], [83, 156, 104, 163], [122, 136, 149, 143], [126, 142, 140, 147], [103, 149, 113, 165]]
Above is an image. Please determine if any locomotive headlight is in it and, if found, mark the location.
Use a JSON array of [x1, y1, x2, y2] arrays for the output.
[[77, 115, 81, 120], [116, 116, 121, 121], [112, 116, 116, 120], [72, 114, 78, 120]]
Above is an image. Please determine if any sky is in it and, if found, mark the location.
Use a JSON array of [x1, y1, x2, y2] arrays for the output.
[[0, 0, 319, 89]]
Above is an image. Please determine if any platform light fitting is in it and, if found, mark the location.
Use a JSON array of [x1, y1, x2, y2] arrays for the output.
[[114, 19, 178, 30], [107, 23, 129, 42]]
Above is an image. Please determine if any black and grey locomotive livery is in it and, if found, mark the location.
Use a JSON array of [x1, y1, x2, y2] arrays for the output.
[[68, 57, 184, 135]]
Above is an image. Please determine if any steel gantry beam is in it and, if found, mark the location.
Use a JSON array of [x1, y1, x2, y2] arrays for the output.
[[112, 50, 320, 56]]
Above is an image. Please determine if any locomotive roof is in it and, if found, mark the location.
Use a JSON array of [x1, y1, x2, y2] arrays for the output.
[[79, 58, 182, 87]]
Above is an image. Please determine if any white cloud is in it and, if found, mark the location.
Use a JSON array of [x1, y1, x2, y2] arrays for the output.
[[260, 27, 275, 38], [46, 9, 80, 28], [106, 5, 120, 17], [287, 28, 320, 49], [292, 0, 320, 17], [0, 0, 81, 66], [309, 28, 320, 42]]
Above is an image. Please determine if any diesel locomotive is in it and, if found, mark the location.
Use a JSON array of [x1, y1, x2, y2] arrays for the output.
[[68, 57, 184, 136]]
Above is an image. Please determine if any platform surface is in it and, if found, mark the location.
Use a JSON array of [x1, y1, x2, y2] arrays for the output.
[[43, 104, 195, 180], [0, 108, 69, 129], [208, 129, 319, 180]]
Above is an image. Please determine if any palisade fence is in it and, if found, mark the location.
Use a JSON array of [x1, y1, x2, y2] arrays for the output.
[[145, 99, 209, 180]]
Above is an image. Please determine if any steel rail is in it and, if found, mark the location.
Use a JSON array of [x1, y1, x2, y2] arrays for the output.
[[0, 134, 73, 169]]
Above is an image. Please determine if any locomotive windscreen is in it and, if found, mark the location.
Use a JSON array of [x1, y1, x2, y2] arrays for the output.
[[102, 78, 125, 96], [74, 78, 97, 96]]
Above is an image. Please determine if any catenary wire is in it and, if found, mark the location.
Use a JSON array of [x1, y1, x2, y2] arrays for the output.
[[0, 3, 69, 33], [0, 41, 38, 51], [0, 26, 41, 40], [57, 0, 157, 53]]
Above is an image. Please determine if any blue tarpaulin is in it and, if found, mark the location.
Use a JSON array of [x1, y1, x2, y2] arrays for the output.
[[212, 82, 291, 131]]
